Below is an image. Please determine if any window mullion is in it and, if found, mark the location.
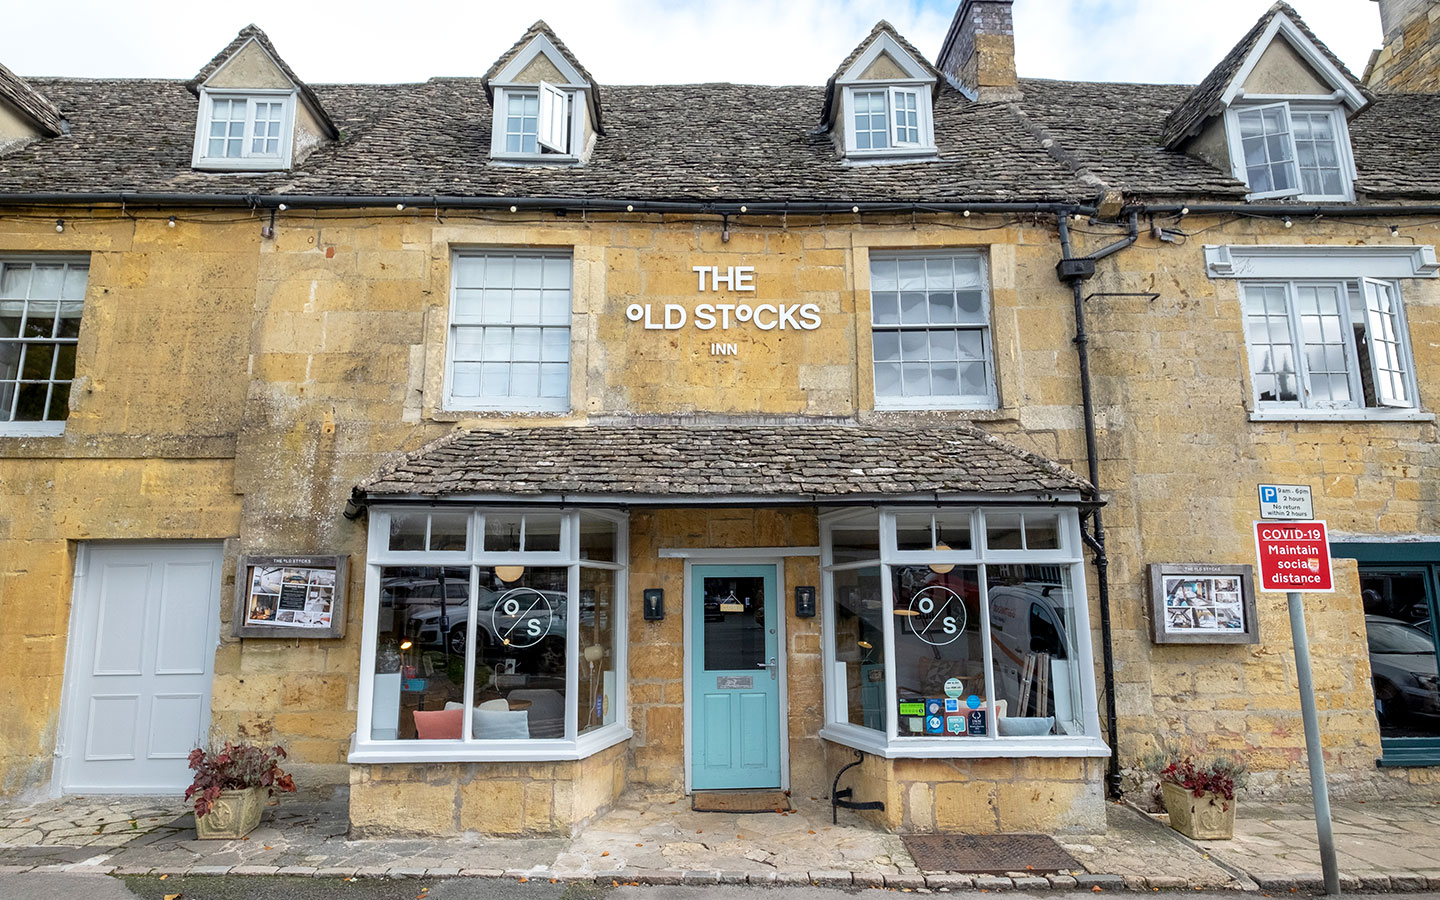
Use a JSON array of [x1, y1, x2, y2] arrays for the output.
[[880, 562, 899, 741], [461, 565, 480, 743], [1284, 282, 1313, 409], [1334, 280, 1365, 409], [977, 563, 998, 740]]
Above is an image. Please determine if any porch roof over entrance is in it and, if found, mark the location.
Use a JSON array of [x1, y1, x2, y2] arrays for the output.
[[354, 423, 1094, 505]]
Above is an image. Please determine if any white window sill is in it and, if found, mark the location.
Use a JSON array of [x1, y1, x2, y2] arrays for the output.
[[819, 725, 1110, 760], [347, 725, 631, 765], [874, 398, 997, 411], [192, 158, 289, 172], [1249, 408, 1434, 423], [844, 148, 938, 165], [489, 154, 580, 166], [441, 400, 572, 415], [0, 421, 66, 438]]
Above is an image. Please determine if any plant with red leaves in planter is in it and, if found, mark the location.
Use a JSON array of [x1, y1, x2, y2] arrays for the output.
[[185, 742, 296, 839]]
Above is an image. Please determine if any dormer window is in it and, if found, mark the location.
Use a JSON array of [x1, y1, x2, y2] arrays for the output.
[[1227, 101, 1353, 200], [185, 25, 339, 174], [484, 23, 602, 165], [822, 23, 940, 163], [195, 91, 295, 169], [1160, 8, 1367, 203]]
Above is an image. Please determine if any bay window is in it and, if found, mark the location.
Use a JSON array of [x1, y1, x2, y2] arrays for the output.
[[354, 507, 628, 762], [820, 507, 1106, 758]]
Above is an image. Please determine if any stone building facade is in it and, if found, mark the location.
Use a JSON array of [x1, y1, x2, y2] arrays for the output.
[[2, 0, 1439, 836]]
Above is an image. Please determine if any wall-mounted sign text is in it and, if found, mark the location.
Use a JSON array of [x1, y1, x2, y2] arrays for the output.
[[624, 264, 822, 331], [232, 554, 348, 639]]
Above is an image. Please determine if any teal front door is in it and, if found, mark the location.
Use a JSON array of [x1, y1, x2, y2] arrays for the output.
[[690, 564, 782, 790]]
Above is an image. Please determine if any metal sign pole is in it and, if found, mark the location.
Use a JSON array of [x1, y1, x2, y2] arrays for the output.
[[1287, 590, 1340, 896]]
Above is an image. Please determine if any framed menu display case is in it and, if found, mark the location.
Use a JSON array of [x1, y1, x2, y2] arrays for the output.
[[233, 554, 348, 639]]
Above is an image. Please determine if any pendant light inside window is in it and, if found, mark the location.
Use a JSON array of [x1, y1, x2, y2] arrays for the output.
[[930, 523, 954, 574]]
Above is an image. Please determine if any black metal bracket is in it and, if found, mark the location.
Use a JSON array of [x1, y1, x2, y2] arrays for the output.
[[831, 749, 885, 825]]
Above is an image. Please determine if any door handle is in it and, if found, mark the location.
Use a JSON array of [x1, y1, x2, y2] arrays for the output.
[[755, 656, 778, 680]]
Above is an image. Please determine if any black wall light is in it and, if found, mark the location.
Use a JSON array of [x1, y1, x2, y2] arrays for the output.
[[643, 588, 665, 621], [795, 586, 817, 618]]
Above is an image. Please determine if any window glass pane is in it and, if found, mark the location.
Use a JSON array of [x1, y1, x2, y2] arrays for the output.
[[935, 512, 972, 552], [388, 512, 428, 552], [874, 362, 901, 397], [831, 566, 886, 731], [428, 513, 469, 552], [895, 513, 933, 552], [476, 566, 568, 740], [988, 565, 1082, 736], [579, 515, 617, 562], [831, 519, 880, 566], [524, 513, 563, 552], [579, 567, 619, 733], [872, 293, 900, 326], [371, 566, 469, 741], [702, 574, 766, 670], [1024, 512, 1061, 550], [485, 513, 523, 552], [986, 512, 1023, 550], [893, 565, 986, 737]]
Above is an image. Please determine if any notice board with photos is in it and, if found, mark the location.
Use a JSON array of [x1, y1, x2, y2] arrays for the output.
[[233, 555, 349, 639], [1146, 563, 1259, 645]]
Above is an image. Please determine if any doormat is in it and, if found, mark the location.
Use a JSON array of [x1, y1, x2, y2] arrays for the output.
[[690, 790, 792, 813], [901, 833, 1081, 874]]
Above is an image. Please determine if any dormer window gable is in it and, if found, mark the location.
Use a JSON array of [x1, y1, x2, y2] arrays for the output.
[[187, 25, 338, 172], [822, 23, 940, 163], [1162, 4, 1368, 202], [484, 23, 602, 165]]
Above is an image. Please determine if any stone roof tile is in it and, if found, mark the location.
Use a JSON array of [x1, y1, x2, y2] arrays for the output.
[[355, 423, 1094, 500]]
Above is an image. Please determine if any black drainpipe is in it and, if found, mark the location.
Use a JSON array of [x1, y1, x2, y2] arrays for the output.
[[1055, 210, 1138, 800]]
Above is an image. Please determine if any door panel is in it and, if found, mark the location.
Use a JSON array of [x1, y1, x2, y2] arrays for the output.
[[690, 564, 781, 790], [63, 543, 223, 793]]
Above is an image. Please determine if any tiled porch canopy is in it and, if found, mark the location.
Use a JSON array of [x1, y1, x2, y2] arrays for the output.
[[354, 423, 1094, 505]]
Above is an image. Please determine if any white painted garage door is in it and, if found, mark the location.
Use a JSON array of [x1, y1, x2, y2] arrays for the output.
[[61, 543, 223, 793]]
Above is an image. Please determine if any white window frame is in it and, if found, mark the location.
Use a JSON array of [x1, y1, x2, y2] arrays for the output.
[[489, 85, 585, 162], [191, 88, 296, 171], [351, 507, 630, 764], [0, 255, 89, 438], [443, 248, 573, 414], [841, 82, 936, 161], [868, 249, 998, 411], [818, 507, 1108, 760], [1224, 101, 1356, 202], [1239, 277, 1420, 417]]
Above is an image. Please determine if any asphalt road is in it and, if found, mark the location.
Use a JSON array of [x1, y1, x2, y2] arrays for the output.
[[5, 876, 1440, 900]]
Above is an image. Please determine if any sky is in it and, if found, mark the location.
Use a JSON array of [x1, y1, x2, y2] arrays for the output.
[[0, 1, 1384, 88]]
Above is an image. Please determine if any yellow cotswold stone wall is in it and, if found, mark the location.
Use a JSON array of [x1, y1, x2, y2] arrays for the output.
[[3, 205, 1437, 814], [1072, 217, 1440, 798], [823, 745, 1105, 833], [348, 741, 627, 836], [1367, 4, 1440, 92]]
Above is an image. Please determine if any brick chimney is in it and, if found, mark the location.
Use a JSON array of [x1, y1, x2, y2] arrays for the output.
[[937, 0, 1021, 102], [1366, 0, 1440, 91]]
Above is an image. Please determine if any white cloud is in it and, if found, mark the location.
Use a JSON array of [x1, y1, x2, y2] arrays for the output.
[[0, 0, 1384, 87]]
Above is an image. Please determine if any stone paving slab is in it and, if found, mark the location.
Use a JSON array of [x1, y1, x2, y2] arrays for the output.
[[1186, 798, 1440, 891], [2, 785, 1440, 891]]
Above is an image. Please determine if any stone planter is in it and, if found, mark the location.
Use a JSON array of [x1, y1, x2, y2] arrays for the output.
[[194, 787, 266, 839], [1161, 781, 1235, 840]]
